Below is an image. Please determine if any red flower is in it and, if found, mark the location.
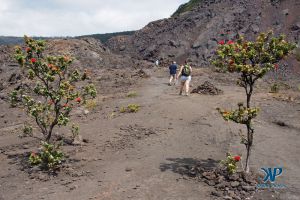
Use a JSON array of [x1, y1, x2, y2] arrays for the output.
[[234, 156, 241, 162], [227, 40, 234, 45], [26, 47, 31, 52], [30, 58, 37, 63], [75, 97, 81, 103], [63, 103, 69, 107], [218, 40, 225, 45]]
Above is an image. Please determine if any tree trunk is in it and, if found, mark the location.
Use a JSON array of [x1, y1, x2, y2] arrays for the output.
[[245, 143, 251, 173], [246, 83, 253, 108], [46, 131, 52, 142], [244, 123, 254, 173]]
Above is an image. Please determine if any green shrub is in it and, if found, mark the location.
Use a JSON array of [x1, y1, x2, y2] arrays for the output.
[[220, 153, 241, 175], [11, 36, 97, 142], [120, 104, 140, 113], [29, 142, 64, 170]]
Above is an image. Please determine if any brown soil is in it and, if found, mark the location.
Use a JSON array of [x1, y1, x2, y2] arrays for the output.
[[0, 68, 300, 200]]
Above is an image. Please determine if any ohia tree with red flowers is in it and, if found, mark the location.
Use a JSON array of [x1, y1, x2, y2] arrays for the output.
[[11, 36, 97, 142], [212, 31, 295, 172]]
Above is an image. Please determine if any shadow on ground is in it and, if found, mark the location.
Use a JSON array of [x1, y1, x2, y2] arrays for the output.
[[159, 158, 219, 176]]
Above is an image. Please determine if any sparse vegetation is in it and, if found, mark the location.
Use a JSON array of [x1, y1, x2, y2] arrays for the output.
[[213, 31, 295, 172], [85, 99, 97, 110], [71, 124, 80, 140], [127, 91, 138, 98], [172, 0, 202, 17], [120, 104, 140, 113], [270, 83, 279, 93], [76, 31, 135, 43], [21, 122, 33, 137]]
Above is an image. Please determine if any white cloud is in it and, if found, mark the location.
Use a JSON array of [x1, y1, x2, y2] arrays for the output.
[[0, 0, 188, 36]]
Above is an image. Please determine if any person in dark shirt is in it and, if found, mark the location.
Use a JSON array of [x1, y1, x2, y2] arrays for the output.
[[169, 61, 178, 85]]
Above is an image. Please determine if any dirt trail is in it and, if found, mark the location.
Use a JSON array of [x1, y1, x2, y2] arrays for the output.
[[74, 71, 231, 200], [1, 69, 300, 200]]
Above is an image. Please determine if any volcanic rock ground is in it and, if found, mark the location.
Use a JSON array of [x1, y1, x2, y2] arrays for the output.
[[0, 66, 299, 200]]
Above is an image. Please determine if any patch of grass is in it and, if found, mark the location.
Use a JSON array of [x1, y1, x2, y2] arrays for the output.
[[120, 104, 140, 113], [172, 0, 203, 17], [84, 99, 97, 110], [120, 107, 127, 113], [270, 83, 279, 93], [127, 91, 138, 98], [19, 122, 33, 137]]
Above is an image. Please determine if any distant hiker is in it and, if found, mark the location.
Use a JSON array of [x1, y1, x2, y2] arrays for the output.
[[155, 59, 159, 66], [168, 61, 178, 85], [177, 61, 192, 96]]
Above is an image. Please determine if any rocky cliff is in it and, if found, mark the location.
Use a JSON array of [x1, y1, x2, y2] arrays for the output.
[[107, 0, 300, 67]]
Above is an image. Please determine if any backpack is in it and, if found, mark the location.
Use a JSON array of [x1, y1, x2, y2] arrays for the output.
[[182, 65, 191, 76]]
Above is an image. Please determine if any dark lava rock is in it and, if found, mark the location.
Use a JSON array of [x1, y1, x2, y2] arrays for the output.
[[242, 185, 256, 191], [191, 81, 223, 95]]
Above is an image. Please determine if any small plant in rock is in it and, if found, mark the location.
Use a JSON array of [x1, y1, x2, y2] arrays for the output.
[[10, 36, 97, 142], [71, 123, 79, 140], [29, 141, 64, 170], [213, 31, 295, 172], [120, 104, 140, 113], [270, 83, 279, 93], [127, 104, 140, 113], [108, 112, 117, 119], [120, 106, 127, 113], [220, 153, 241, 175], [85, 99, 97, 110], [21, 122, 33, 137], [127, 91, 138, 98]]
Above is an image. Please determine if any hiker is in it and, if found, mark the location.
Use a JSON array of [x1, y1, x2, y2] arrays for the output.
[[177, 61, 192, 96], [155, 59, 159, 66], [168, 61, 178, 85]]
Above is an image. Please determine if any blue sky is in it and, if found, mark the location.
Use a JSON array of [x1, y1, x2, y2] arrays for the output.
[[0, 0, 188, 37]]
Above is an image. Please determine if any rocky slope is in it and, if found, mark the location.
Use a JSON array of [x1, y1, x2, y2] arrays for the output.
[[107, 0, 300, 67], [0, 37, 152, 102]]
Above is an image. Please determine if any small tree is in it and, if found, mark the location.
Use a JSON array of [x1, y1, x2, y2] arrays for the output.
[[212, 31, 295, 172], [11, 36, 97, 142]]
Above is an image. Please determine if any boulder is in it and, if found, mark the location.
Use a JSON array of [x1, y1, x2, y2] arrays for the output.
[[207, 40, 218, 49], [191, 81, 223, 95], [251, 24, 260, 34]]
